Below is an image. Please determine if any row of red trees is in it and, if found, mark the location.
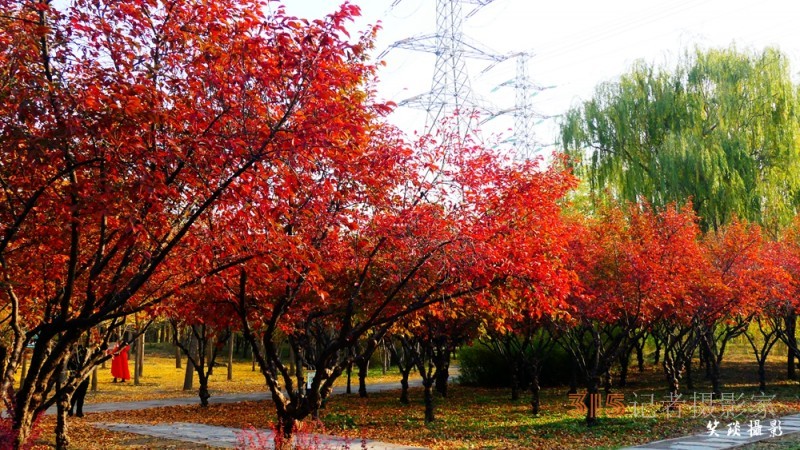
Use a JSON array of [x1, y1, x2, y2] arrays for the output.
[[0, 0, 577, 447], [384, 206, 800, 426], [3, 0, 800, 448], [557, 207, 800, 424], [169, 201, 800, 429]]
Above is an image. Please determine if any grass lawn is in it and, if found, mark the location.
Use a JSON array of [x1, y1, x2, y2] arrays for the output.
[[19, 347, 406, 405]]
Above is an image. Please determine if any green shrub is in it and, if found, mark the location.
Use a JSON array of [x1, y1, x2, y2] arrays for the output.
[[458, 344, 512, 387], [457, 338, 575, 388]]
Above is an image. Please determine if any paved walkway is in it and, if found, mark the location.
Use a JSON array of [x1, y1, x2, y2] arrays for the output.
[[77, 379, 422, 414], [622, 413, 800, 449], [95, 422, 427, 449], [76, 379, 427, 449]]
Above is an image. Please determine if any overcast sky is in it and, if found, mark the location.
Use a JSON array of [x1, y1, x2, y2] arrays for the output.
[[283, 0, 800, 154]]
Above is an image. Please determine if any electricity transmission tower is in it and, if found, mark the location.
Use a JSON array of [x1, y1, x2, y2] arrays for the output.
[[382, 0, 504, 139], [484, 52, 556, 160]]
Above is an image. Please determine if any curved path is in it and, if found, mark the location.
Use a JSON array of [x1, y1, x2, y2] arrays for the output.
[[72, 379, 427, 449], [94, 422, 425, 449], [77, 380, 422, 414]]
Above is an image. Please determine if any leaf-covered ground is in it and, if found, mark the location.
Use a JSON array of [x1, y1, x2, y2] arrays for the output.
[[27, 349, 800, 449], [37, 381, 800, 450]]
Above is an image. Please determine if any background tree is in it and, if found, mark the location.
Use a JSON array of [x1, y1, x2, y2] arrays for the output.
[[385, 331, 419, 405], [696, 220, 779, 396], [561, 47, 800, 232], [484, 315, 559, 415], [561, 203, 702, 425], [741, 239, 793, 391], [392, 304, 478, 423], [773, 217, 800, 379], [168, 307, 235, 406]]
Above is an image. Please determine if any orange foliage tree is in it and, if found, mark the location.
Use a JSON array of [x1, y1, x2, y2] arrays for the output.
[[697, 220, 790, 396], [561, 203, 704, 425], [211, 128, 577, 441], [0, 0, 379, 446], [742, 238, 795, 391], [772, 218, 800, 380]]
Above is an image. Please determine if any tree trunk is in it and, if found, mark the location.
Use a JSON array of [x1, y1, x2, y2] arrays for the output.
[[175, 328, 182, 369], [137, 333, 144, 378], [585, 375, 601, 427], [434, 351, 450, 398], [227, 333, 234, 381], [530, 370, 541, 415], [399, 369, 411, 405], [55, 370, 70, 450], [568, 359, 579, 395], [346, 363, 352, 395], [198, 375, 211, 407], [206, 336, 214, 376], [183, 357, 194, 391], [686, 355, 694, 390], [618, 350, 630, 388], [703, 346, 712, 379], [13, 342, 60, 448], [183, 332, 196, 391], [787, 312, 797, 380], [55, 407, 69, 449], [710, 359, 721, 397], [134, 336, 141, 386], [382, 342, 390, 374], [758, 360, 767, 392], [133, 356, 139, 385], [423, 379, 435, 423], [13, 407, 37, 449], [653, 340, 661, 365], [636, 341, 645, 372], [20, 352, 28, 390], [664, 356, 680, 396], [275, 414, 296, 450], [357, 357, 369, 398], [91, 366, 98, 392]]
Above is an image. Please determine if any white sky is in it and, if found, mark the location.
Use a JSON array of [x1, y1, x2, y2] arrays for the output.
[[283, 0, 800, 154]]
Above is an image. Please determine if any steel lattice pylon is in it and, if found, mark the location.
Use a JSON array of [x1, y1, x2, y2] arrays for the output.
[[384, 0, 503, 139], [509, 53, 536, 160], [483, 52, 557, 161]]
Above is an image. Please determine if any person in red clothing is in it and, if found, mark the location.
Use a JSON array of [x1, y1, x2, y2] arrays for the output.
[[110, 343, 131, 383]]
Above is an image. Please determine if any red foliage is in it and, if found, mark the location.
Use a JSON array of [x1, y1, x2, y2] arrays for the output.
[[698, 219, 790, 323], [567, 203, 705, 327], [0, 0, 383, 444]]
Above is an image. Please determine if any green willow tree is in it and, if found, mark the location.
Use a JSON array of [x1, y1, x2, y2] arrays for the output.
[[561, 47, 800, 231]]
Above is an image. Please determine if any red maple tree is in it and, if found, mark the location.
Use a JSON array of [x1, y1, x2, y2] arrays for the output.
[[0, 0, 377, 446], [697, 219, 788, 396], [212, 126, 577, 441], [561, 203, 704, 425]]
